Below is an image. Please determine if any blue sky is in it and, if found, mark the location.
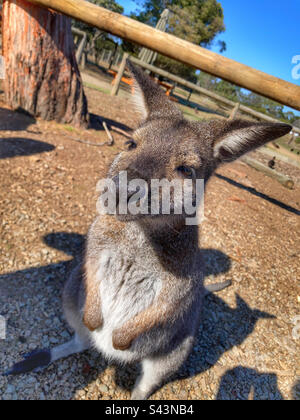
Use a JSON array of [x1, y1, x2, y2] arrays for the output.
[[118, 0, 300, 115]]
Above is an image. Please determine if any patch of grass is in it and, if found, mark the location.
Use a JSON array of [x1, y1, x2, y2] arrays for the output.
[[83, 82, 110, 95], [179, 105, 205, 122], [63, 125, 75, 132]]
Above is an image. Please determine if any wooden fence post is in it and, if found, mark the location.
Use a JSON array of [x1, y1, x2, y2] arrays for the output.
[[111, 53, 129, 96], [228, 102, 240, 120]]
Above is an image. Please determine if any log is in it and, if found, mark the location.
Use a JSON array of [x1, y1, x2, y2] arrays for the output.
[[2, 0, 88, 127], [241, 156, 294, 189], [26, 0, 300, 111]]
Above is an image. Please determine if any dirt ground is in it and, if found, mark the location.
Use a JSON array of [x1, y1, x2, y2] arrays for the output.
[[0, 86, 299, 400]]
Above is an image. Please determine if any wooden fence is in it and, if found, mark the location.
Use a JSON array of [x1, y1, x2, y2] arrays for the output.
[[27, 0, 300, 111], [111, 55, 300, 135]]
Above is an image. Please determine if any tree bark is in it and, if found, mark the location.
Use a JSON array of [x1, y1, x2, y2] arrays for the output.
[[2, 0, 88, 127]]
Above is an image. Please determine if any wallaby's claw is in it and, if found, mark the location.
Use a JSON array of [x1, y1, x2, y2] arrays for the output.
[[3, 349, 51, 376], [204, 280, 232, 294]]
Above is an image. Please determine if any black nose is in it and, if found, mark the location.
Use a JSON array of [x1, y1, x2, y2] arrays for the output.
[[111, 174, 120, 188], [112, 173, 146, 204]]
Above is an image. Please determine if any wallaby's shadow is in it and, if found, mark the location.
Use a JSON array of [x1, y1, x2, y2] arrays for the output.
[[44, 232, 85, 258], [0, 232, 110, 400], [292, 379, 300, 401], [175, 293, 274, 381], [216, 366, 283, 400], [0, 232, 276, 400]]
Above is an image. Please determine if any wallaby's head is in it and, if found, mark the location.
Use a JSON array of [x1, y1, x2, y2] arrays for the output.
[[107, 61, 291, 225]]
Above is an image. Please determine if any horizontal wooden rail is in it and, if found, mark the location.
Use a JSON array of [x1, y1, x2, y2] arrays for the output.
[[27, 0, 300, 111]]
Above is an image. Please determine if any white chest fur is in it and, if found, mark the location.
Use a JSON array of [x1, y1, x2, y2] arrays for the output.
[[90, 250, 161, 363]]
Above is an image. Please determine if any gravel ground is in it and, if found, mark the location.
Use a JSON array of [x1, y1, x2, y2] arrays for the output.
[[0, 87, 299, 400]]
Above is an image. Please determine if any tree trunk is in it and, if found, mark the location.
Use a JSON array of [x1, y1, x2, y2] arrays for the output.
[[2, 0, 88, 127]]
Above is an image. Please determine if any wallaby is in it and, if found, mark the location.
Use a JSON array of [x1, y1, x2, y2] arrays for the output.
[[5, 62, 291, 399]]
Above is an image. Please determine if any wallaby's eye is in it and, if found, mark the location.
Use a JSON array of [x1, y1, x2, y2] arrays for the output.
[[125, 140, 137, 151], [176, 166, 195, 179]]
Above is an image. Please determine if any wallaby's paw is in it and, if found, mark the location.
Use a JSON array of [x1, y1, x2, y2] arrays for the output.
[[3, 349, 51, 376], [112, 329, 132, 351], [131, 388, 148, 400]]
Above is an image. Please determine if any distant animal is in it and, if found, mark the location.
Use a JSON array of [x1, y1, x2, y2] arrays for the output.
[[5, 61, 292, 400], [268, 156, 276, 169]]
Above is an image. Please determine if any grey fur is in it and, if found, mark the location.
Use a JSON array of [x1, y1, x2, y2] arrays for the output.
[[5, 63, 292, 399]]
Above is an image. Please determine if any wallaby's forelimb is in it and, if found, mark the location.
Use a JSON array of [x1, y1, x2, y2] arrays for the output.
[[83, 260, 103, 331], [112, 300, 178, 351], [112, 284, 184, 350], [113, 280, 231, 350]]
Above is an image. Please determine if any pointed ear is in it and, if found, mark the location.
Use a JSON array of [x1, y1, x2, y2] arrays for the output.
[[213, 120, 292, 163], [126, 59, 182, 121]]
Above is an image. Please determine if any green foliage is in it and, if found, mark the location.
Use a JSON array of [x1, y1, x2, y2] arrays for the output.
[[73, 0, 124, 53], [125, 0, 226, 80], [74, 0, 123, 33], [155, 56, 198, 83], [134, 0, 225, 46], [239, 92, 298, 124], [85, 0, 123, 14]]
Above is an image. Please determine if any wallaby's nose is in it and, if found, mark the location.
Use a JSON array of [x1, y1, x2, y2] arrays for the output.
[[111, 174, 121, 202], [112, 173, 147, 205]]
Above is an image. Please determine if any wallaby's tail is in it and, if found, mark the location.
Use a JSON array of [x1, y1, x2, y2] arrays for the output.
[[204, 280, 232, 294], [3, 335, 90, 376], [3, 349, 51, 376]]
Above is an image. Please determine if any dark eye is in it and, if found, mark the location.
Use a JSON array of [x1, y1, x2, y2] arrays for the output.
[[177, 166, 195, 178], [125, 140, 137, 151]]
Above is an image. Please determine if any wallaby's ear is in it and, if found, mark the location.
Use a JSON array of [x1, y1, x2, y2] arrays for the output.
[[126, 59, 182, 121], [213, 120, 292, 163]]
